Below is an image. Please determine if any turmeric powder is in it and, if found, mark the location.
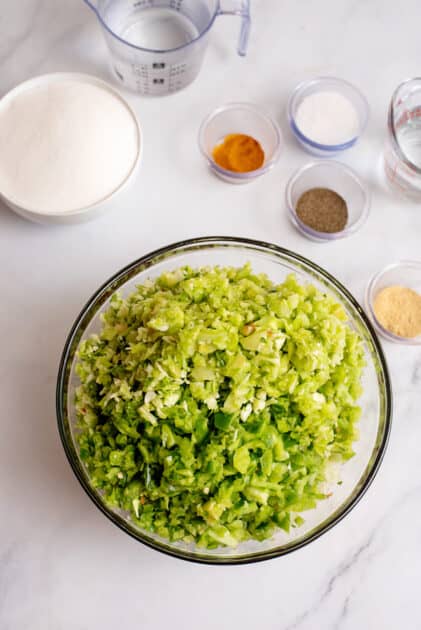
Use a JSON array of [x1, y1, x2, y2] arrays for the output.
[[212, 134, 264, 173]]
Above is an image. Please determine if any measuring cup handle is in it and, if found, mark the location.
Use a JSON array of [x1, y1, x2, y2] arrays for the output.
[[218, 0, 251, 57]]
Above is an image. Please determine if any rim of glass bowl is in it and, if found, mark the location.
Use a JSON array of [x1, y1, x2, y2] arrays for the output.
[[56, 236, 392, 565]]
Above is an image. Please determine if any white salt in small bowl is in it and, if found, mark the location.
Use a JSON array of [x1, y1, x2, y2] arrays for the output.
[[288, 77, 369, 157], [0, 73, 142, 224]]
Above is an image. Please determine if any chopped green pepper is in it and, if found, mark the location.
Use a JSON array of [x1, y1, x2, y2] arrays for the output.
[[75, 264, 364, 548]]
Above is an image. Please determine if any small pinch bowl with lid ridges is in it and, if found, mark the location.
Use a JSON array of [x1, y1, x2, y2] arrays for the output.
[[365, 260, 421, 345], [288, 76, 369, 157], [285, 160, 370, 242], [198, 103, 282, 184]]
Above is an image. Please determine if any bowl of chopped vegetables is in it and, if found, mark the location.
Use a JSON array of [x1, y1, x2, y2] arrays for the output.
[[57, 237, 391, 564]]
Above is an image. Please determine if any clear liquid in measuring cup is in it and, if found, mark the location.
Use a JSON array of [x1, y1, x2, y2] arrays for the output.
[[100, 2, 210, 95], [121, 7, 199, 50], [396, 109, 421, 168], [92, 0, 249, 95]]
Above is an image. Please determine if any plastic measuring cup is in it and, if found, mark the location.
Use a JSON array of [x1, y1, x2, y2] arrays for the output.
[[84, 0, 251, 96], [384, 78, 421, 200]]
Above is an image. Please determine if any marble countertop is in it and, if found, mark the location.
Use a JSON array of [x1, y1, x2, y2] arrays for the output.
[[2, 1, 421, 628]]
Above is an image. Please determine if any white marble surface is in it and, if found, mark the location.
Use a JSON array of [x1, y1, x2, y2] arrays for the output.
[[1, 1, 421, 628]]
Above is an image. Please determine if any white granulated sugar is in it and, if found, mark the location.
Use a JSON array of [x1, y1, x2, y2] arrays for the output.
[[0, 79, 139, 213], [295, 91, 359, 145]]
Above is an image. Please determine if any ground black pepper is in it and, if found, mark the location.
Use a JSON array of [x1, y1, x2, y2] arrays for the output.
[[295, 188, 348, 233]]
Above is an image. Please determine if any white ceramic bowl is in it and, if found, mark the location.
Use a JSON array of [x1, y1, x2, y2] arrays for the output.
[[0, 73, 142, 224]]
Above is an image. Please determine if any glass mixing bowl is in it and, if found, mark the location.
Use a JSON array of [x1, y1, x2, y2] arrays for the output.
[[56, 237, 391, 564]]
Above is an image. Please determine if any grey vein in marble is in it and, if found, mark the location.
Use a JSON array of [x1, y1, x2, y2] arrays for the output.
[[284, 483, 421, 630], [0, 0, 41, 65], [284, 531, 377, 630]]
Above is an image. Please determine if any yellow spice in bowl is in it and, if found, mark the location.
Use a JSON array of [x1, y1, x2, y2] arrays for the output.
[[212, 134, 264, 173], [373, 286, 421, 338]]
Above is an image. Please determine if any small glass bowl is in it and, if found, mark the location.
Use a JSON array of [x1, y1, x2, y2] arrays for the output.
[[286, 160, 370, 242], [366, 261, 421, 345], [198, 103, 282, 184], [288, 77, 369, 157]]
